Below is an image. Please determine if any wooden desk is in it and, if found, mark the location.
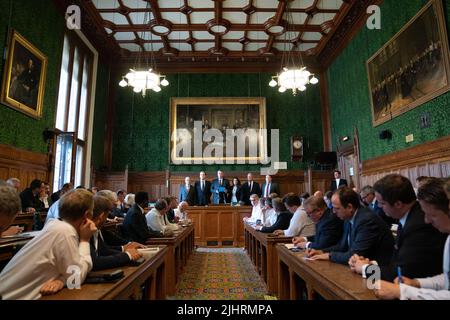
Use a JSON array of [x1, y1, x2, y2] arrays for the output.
[[12, 212, 47, 231], [146, 224, 195, 296], [277, 245, 378, 300], [42, 245, 168, 300], [244, 223, 292, 295], [0, 232, 39, 265], [188, 205, 252, 247]]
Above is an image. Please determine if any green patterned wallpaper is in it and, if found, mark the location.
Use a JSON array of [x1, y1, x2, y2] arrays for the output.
[[91, 61, 109, 169], [111, 73, 323, 172], [0, 0, 65, 154], [328, 0, 450, 161]]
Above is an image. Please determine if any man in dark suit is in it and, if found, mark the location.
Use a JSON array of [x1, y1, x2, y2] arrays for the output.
[[330, 170, 348, 191], [50, 183, 73, 203], [210, 170, 230, 204], [90, 195, 143, 270], [179, 176, 196, 206], [123, 191, 163, 244], [240, 173, 261, 205], [308, 187, 394, 265], [261, 175, 280, 198], [293, 196, 343, 250], [360, 185, 398, 226], [194, 171, 211, 206], [350, 174, 446, 281], [19, 179, 44, 213]]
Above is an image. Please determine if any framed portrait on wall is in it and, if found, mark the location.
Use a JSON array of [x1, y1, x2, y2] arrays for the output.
[[1, 29, 48, 119], [170, 97, 267, 165], [366, 0, 450, 126]]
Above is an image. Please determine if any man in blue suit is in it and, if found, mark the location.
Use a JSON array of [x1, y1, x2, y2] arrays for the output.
[[293, 195, 343, 250], [308, 187, 394, 265], [194, 171, 211, 206], [179, 176, 196, 206], [210, 170, 230, 204]]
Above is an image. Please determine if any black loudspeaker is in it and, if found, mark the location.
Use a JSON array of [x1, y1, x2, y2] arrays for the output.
[[43, 128, 56, 142], [379, 130, 392, 140]]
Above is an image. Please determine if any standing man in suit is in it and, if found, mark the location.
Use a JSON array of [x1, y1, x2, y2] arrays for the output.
[[293, 196, 343, 250], [179, 177, 196, 206], [308, 187, 394, 265], [261, 175, 280, 198], [349, 175, 446, 281], [210, 170, 230, 204], [330, 170, 348, 191], [360, 185, 398, 226], [240, 173, 261, 205], [194, 171, 211, 206]]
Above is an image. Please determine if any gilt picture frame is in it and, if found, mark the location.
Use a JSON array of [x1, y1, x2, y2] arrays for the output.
[[366, 0, 450, 126], [1, 29, 47, 119], [170, 97, 267, 165]]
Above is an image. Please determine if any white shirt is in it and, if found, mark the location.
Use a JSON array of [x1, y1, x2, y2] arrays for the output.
[[45, 199, 60, 224], [232, 186, 238, 203], [146, 209, 179, 234], [284, 207, 315, 238], [0, 219, 92, 300], [247, 205, 263, 223], [335, 179, 340, 188], [264, 208, 277, 227], [40, 196, 50, 209], [400, 235, 450, 300], [174, 208, 187, 221]]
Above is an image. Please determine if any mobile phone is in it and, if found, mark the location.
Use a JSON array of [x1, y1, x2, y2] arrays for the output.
[[290, 247, 301, 252]]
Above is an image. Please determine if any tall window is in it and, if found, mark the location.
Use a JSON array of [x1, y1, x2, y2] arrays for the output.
[[53, 33, 94, 190]]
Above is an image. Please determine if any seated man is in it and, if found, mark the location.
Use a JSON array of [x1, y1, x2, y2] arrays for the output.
[[19, 179, 44, 213], [360, 185, 398, 226], [122, 192, 163, 243], [90, 195, 142, 271], [308, 187, 394, 265], [350, 175, 446, 281], [273, 193, 315, 238], [0, 186, 22, 237], [243, 194, 263, 224], [293, 195, 343, 250], [146, 199, 179, 236], [174, 201, 189, 222], [0, 189, 97, 299]]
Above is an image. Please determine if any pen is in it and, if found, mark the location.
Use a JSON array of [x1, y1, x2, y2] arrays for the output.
[[397, 266, 403, 284]]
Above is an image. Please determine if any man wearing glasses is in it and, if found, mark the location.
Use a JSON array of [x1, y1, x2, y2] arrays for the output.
[[243, 194, 263, 225], [292, 196, 343, 250], [360, 185, 398, 226]]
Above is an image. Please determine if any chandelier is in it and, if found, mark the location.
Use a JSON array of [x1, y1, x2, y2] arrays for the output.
[[269, 3, 318, 95], [118, 3, 168, 96]]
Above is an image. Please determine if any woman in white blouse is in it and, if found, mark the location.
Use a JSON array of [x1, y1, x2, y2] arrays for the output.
[[375, 178, 450, 300], [260, 197, 277, 227]]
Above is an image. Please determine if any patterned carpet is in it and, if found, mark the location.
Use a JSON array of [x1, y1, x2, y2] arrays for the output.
[[173, 248, 268, 300]]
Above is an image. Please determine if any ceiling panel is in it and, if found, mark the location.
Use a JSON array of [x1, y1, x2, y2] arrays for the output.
[[83, 0, 355, 70]]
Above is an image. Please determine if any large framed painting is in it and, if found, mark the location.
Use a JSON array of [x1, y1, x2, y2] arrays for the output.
[[1, 29, 47, 119], [367, 0, 450, 126], [170, 97, 267, 165]]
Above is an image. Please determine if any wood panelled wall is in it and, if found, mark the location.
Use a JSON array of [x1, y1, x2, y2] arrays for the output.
[[361, 135, 450, 187], [0, 144, 48, 191], [93, 169, 335, 199]]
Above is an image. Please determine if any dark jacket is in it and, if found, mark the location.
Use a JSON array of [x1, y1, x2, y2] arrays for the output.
[[380, 202, 447, 281], [330, 179, 348, 191], [210, 178, 231, 204], [90, 231, 130, 271], [20, 188, 44, 211], [323, 207, 394, 265], [259, 211, 293, 233], [240, 181, 262, 205], [179, 184, 196, 206], [229, 185, 242, 204], [194, 180, 211, 206], [261, 182, 280, 198], [308, 208, 344, 250], [123, 204, 163, 243]]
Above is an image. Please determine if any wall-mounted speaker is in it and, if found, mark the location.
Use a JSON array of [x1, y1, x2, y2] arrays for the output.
[[379, 130, 392, 140]]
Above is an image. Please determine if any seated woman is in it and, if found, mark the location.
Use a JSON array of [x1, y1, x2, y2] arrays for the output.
[[261, 197, 277, 227], [375, 178, 450, 300], [256, 198, 292, 234]]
